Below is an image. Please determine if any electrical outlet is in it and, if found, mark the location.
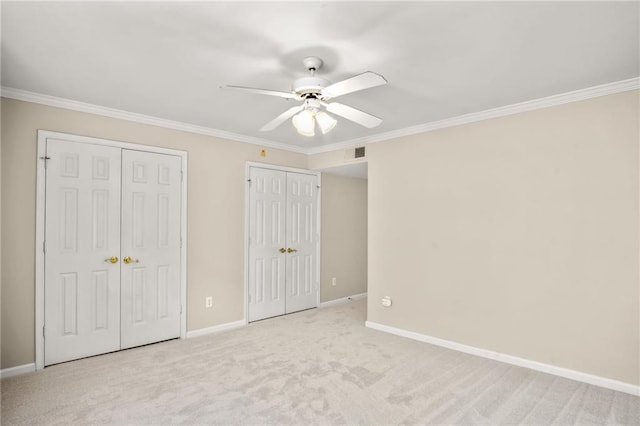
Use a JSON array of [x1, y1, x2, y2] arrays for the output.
[[205, 296, 213, 308], [331, 277, 337, 287]]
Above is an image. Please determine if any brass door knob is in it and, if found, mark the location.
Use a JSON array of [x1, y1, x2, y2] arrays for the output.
[[287, 248, 297, 253], [279, 248, 286, 253], [105, 256, 118, 264], [123, 256, 139, 264]]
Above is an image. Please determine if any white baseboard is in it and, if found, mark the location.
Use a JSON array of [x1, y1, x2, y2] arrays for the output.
[[1, 363, 36, 379], [365, 321, 640, 397], [320, 292, 368, 308], [186, 319, 246, 339]]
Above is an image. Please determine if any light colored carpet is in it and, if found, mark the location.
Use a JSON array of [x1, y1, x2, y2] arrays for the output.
[[2, 299, 638, 425]]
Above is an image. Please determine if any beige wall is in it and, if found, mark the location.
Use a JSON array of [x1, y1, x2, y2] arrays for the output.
[[0, 98, 307, 368], [320, 173, 367, 302], [367, 90, 639, 385], [2, 89, 638, 387]]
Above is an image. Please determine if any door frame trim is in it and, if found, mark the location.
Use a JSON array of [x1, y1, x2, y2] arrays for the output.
[[35, 130, 189, 370], [244, 162, 322, 324]]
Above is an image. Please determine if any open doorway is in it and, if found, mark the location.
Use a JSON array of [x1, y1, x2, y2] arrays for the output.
[[315, 162, 368, 308]]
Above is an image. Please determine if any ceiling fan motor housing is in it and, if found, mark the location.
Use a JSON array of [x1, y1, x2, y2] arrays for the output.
[[293, 76, 331, 97], [293, 56, 330, 97]]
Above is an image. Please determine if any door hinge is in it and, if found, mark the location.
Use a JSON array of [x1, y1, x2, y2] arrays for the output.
[[43, 326, 45, 338], [180, 304, 183, 314], [43, 241, 46, 253], [181, 170, 184, 182], [40, 156, 51, 169], [247, 178, 252, 187], [180, 236, 183, 248]]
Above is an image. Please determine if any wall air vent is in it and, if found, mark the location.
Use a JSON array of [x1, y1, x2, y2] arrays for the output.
[[355, 146, 366, 158]]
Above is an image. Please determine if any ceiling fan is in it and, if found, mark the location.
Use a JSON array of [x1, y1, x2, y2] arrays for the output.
[[222, 57, 387, 137]]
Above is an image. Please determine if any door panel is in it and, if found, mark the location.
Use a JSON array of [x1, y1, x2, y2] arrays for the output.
[[285, 173, 319, 314], [44, 140, 121, 366], [120, 150, 182, 349], [248, 168, 287, 321]]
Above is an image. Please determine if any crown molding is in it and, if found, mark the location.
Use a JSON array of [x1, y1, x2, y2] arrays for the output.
[[306, 138, 371, 155], [307, 76, 640, 154], [0, 87, 308, 154], [3, 77, 638, 156]]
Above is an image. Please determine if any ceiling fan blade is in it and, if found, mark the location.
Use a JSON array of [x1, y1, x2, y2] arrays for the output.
[[260, 105, 304, 131], [324, 102, 382, 128], [222, 85, 300, 100], [321, 71, 387, 99]]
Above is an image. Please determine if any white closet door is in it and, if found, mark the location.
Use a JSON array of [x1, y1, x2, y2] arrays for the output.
[[248, 168, 287, 322], [285, 172, 319, 314], [120, 150, 182, 349], [44, 139, 122, 366], [248, 167, 319, 322]]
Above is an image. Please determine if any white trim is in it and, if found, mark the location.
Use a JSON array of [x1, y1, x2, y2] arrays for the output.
[[316, 173, 322, 309], [35, 137, 47, 371], [185, 320, 246, 339], [365, 321, 640, 397], [35, 130, 189, 370], [1, 363, 36, 379], [1, 87, 307, 154], [179, 151, 189, 341], [244, 162, 322, 323], [243, 163, 251, 326], [320, 292, 368, 308], [245, 161, 320, 176], [4, 77, 638, 156]]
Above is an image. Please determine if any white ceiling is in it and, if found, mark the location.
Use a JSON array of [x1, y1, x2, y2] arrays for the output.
[[2, 2, 638, 152]]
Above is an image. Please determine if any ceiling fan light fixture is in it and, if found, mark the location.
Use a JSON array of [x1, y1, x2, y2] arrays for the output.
[[315, 111, 337, 134], [292, 109, 315, 136]]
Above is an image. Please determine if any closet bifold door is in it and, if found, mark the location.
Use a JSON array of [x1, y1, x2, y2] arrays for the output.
[[43, 139, 183, 366], [120, 149, 182, 349], [247, 166, 319, 322], [247, 167, 287, 322], [284, 172, 318, 314], [44, 140, 122, 366]]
